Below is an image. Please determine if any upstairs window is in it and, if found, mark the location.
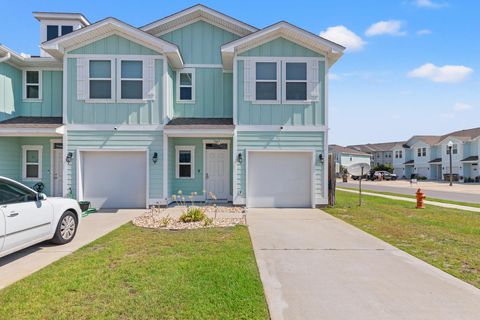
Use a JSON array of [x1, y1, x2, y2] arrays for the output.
[[417, 148, 421, 157], [47, 25, 59, 41], [61, 25, 73, 36], [24, 70, 41, 100], [399, 150, 403, 158], [255, 62, 278, 101], [22, 146, 42, 181], [176, 69, 195, 102], [422, 147, 427, 157], [120, 60, 143, 100], [446, 144, 458, 155], [285, 62, 307, 101], [175, 146, 195, 179], [89, 60, 113, 100]]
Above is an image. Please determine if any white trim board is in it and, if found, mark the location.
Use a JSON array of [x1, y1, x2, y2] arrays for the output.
[[66, 124, 164, 131]]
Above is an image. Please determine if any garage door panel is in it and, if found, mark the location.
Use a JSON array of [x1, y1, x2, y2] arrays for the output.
[[82, 151, 146, 209], [248, 152, 312, 208]]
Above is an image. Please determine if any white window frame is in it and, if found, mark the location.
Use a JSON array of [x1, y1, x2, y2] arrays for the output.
[[282, 61, 308, 104], [22, 145, 43, 181], [86, 58, 115, 103], [422, 147, 427, 157], [399, 150, 403, 158], [23, 69, 42, 101], [446, 143, 458, 155], [254, 61, 281, 104], [46, 24, 75, 41], [117, 58, 145, 103], [417, 148, 422, 157], [175, 146, 195, 179], [176, 68, 195, 103]]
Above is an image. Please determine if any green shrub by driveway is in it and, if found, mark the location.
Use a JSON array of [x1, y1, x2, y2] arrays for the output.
[[0, 225, 269, 320], [325, 191, 480, 288]]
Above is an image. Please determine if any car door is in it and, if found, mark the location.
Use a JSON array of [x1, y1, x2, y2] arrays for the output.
[[0, 206, 5, 253], [0, 179, 54, 252]]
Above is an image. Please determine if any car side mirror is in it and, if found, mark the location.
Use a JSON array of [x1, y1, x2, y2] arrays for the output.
[[37, 193, 47, 201]]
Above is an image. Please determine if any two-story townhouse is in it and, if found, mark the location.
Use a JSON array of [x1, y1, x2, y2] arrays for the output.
[[348, 142, 398, 167], [328, 144, 371, 174], [0, 5, 344, 209]]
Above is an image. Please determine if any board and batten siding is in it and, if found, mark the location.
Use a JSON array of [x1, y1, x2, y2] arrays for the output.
[[66, 131, 163, 200], [235, 131, 325, 204], [172, 68, 233, 118], [66, 58, 163, 124], [239, 37, 322, 57], [159, 20, 240, 64], [69, 35, 160, 55], [20, 71, 62, 118]]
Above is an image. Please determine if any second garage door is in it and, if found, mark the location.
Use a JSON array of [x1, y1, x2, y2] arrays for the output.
[[82, 151, 147, 209], [247, 151, 312, 208]]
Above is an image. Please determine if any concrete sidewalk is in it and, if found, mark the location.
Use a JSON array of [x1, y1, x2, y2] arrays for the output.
[[0, 209, 143, 289], [338, 187, 480, 212], [248, 208, 480, 320]]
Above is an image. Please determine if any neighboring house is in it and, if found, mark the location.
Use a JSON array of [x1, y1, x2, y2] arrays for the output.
[[348, 142, 399, 167], [0, 5, 344, 208], [391, 128, 480, 181], [328, 144, 371, 173]]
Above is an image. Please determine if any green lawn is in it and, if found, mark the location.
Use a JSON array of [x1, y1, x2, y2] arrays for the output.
[[0, 225, 269, 320], [325, 191, 480, 288], [338, 186, 480, 208]]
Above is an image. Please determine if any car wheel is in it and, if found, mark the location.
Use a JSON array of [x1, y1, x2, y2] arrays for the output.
[[51, 211, 78, 244]]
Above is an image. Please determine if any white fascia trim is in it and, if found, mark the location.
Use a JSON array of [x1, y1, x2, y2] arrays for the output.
[[67, 54, 164, 59], [33, 12, 90, 26], [0, 128, 64, 137], [66, 124, 164, 131], [164, 128, 234, 137], [236, 125, 326, 132], [183, 64, 223, 69], [141, 4, 258, 34]]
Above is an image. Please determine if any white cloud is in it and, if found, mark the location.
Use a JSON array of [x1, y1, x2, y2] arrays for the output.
[[407, 63, 473, 83], [320, 26, 366, 52], [415, 0, 448, 9], [365, 20, 406, 37], [328, 73, 342, 80], [416, 29, 432, 35], [453, 102, 473, 111]]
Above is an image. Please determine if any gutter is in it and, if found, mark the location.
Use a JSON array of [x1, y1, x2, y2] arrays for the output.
[[0, 52, 11, 63]]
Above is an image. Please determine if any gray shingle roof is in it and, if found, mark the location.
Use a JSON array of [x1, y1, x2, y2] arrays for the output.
[[328, 144, 370, 156], [0, 116, 63, 128], [461, 156, 479, 162]]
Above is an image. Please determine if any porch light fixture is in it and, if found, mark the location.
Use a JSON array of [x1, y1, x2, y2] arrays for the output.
[[152, 152, 158, 164], [66, 152, 73, 164], [319, 154, 324, 163], [237, 153, 243, 163]]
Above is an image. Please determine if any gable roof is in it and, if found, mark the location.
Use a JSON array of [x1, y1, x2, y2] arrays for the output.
[[41, 17, 184, 68], [348, 141, 402, 153], [439, 127, 480, 143], [405, 135, 442, 146], [329, 144, 370, 156], [141, 4, 258, 37], [221, 21, 344, 70]]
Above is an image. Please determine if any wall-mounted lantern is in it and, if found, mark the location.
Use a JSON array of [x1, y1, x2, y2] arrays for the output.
[[319, 153, 324, 163], [237, 153, 243, 163], [152, 152, 158, 164], [66, 152, 73, 164]]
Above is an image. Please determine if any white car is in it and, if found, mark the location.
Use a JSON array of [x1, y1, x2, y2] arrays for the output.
[[0, 177, 82, 258]]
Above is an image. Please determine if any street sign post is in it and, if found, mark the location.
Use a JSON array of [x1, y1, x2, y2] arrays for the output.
[[347, 163, 371, 206]]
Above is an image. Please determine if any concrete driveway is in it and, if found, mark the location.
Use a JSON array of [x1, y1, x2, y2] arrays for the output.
[[247, 208, 480, 320], [0, 209, 143, 289]]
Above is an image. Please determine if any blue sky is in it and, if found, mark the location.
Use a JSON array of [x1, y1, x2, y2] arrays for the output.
[[1, 0, 478, 145]]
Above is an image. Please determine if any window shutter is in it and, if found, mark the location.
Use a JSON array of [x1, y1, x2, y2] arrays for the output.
[[307, 60, 320, 101], [243, 59, 255, 101], [76, 58, 88, 100], [143, 58, 156, 100]]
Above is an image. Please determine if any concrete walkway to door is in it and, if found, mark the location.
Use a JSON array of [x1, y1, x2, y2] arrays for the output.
[[247, 208, 480, 320], [0, 209, 143, 290]]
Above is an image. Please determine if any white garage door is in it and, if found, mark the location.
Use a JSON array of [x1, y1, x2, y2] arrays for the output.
[[247, 151, 312, 208], [82, 151, 147, 209], [416, 166, 429, 178]]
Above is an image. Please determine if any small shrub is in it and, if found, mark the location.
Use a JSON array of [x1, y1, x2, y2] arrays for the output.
[[179, 207, 206, 223], [203, 217, 214, 226], [160, 215, 173, 227]]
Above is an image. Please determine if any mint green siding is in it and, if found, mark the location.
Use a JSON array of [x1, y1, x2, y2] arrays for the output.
[[69, 35, 159, 55], [66, 58, 163, 124], [237, 60, 325, 125], [168, 137, 233, 197], [235, 131, 325, 203], [160, 21, 240, 64], [20, 71, 62, 117], [0, 137, 54, 195], [66, 131, 163, 199], [172, 68, 233, 118], [239, 37, 323, 57], [0, 62, 21, 121]]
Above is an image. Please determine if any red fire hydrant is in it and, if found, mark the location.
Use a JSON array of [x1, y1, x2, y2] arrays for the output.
[[416, 188, 426, 209]]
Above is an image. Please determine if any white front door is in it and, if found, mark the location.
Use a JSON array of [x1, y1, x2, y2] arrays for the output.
[[52, 145, 63, 197], [205, 143, 229, 200]]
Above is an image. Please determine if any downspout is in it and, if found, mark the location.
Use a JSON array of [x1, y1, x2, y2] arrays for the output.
[[0, 52, 11, 63]]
